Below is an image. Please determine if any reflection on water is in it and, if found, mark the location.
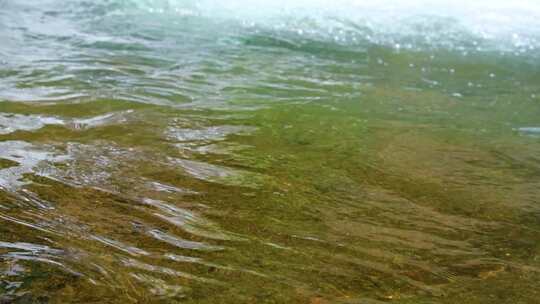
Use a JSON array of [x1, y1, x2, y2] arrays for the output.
[[1, 0, 540, 303]]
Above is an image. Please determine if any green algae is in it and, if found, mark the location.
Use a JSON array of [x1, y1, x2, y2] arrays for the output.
[[2, 92, 539, 303]]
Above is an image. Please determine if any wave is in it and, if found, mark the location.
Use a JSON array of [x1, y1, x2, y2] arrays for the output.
[[86, 0, 540, 52], [5, 0, 540, 53]]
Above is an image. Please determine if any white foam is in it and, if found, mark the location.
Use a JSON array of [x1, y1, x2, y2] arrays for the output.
[[134, 0, 540, 51]]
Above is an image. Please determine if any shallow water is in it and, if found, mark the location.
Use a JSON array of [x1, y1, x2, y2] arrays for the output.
[[1, 1, 540, 303]]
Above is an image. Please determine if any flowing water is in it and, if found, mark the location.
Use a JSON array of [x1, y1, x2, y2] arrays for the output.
[[1, 0, 540, 303]]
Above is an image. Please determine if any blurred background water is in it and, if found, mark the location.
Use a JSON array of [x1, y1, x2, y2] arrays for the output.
[[1, 1, 540, 303]]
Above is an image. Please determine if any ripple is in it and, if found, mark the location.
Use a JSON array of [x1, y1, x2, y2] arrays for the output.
[[0, 141, 68, 190], [129, 273, 186, 298], [167, 125, 257, 143], [147, 228, 223, 251], [0, 110, 135, 134], [90, 235, 149, 256], [0, 113, 64, 134], [0, 241, 63, 255], [147, 180, 199, 195], [121, 257, 222, 285], [69, 110, 134, 130], [142, 198, 243, 241], [173, 158, 268, 189]]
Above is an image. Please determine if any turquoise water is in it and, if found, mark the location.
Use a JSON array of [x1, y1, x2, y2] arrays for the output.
[[1, 1, 540, 303]]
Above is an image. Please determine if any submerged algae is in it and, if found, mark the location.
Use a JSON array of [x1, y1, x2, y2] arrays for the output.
[[1, 1, 540, 302]]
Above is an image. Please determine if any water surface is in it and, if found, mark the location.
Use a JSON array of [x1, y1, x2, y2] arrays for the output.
[[1, 1, 540, 303]]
